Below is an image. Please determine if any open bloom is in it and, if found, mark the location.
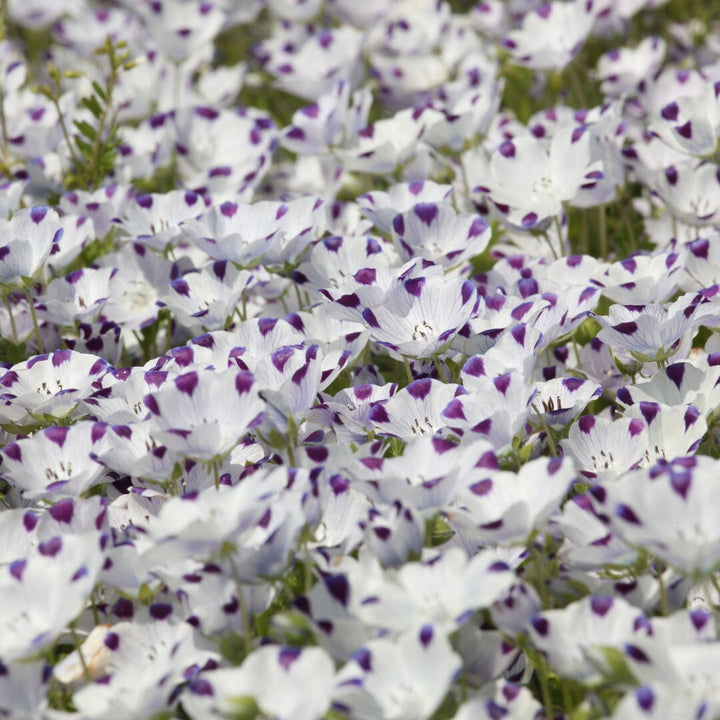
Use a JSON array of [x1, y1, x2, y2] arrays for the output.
[[477, 125, 603, 229]]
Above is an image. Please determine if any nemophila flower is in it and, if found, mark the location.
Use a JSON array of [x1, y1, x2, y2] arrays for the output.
[[183, 645, 335, 720], [560, 414, 648, 482], [649, 77, 720, 158], [592, 251, 681, 304], [141, 464, 304, 566], [36, 267, 116, 326], [361, 500, 426, 567], [139, 0, 225, 63], [0, 206, 63, 285], [84, 366, 173, 425], [6, 0, 74, 28], [351, 547, 516, 633], [325, 261, 478, 359], [681, 235, 720, 290], [418, 52, 504, 153], [368, 378, 463, 440], [0, 533, 104, 662], [173, 105, 278, 197], [336, 108, 431, 177], [624, 401, 706, 465], [69, 620, 219, 719], [255, 344, 327, 435], [442, 371, 535, 449], [261, 25, 365, 102], [595, 294, 702, 364], [477, 124, 604, 229], [595, 37, 666, 97], [0, 658, 50, 718], [183, 196, 324, 266], [114, 190, 206, 251], [454, 680, 542, 720], [652, 161, 720, 226], [287, 308, 368, 385], [159, 261, 254, 332], [528, 595, 651, 684], [144, 367, 264, 461], [390, 202, 491, 269], [349, 435, 495, 512], [531, 377, 602, 428], [60, 184, 130, 239], [99, 243, 173, 331], [293, 234, 399, 295], [553, 492, 638, 570], [282, 80, 371, 157], [454, 322, 543, 382], [600, 456, 720, 574], [448, 456, 575, 545], [310, 382, 397, 444], [503, 0, 597, 71], [578, 336, 625, 389], [94, 421, 180, 485], [0, 421, 110, 500], [358, 181, 453, 234], [334, 624, 462, 720], [616, 358, 720, 419], [610, 681, 719, 720], [0, 349, 108, 426]]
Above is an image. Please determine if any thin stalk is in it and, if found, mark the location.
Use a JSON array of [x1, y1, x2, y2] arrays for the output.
[[3, 293, 16, 342], [69, 624, 91, 682], [532, 403, 558, 457], [26, 290, 44, 354], [535, 652, 555, 720], [657, 567, 670, 616], [432, 355, 448, 383], [403, 355, 414, 385], [228, 554, 254, 654], [597, 205, 608, 259], [531, 542, 551, 609], [303, 539, 313, 593]]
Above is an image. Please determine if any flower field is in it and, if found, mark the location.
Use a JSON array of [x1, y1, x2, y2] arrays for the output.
[[1, 0, 720, 717]]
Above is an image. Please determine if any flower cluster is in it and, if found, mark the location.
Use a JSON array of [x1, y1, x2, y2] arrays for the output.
[[1, 0, 720, 718]]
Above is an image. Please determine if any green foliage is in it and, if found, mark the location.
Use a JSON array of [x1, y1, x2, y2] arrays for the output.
[[37, 37, 139, 191]]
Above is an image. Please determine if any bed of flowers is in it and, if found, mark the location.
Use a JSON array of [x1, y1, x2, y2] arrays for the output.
[[2, 0, 720, 717]]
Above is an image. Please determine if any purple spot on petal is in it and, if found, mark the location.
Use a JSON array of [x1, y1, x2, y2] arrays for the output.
[[616, 503, 641, 524], [45, 426, 69, 448], [278, 646, 302, 671], [326, 574, 350, 606], [175, 371, 198, 397], [419, 625, 433, 647], [149, 603, 173, 620], [49, 499, 74, 524], [590, 596, 613, 616], [414, 203, 438, 226], [407, 378, 432, 400]]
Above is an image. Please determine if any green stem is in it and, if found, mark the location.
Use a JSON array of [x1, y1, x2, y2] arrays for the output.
[[531, 541, 551, 609], [69, 623, 91, 682], [597, 205, 608, 260], [403, 356, 414, 385], [657, 566, 669, 617], [432, 355, 448, 383], [4, 292, 16, 342], [228, 554, 254, 655], [532, 403, 558, 457], [535, 651, 555, 720], [26, 289, 44, 354]]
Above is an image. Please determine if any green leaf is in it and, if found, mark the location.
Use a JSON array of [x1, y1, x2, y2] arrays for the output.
[[74, 119, 97, 141], [81, 95, 103, 118], [91, 80, 108, 102]]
